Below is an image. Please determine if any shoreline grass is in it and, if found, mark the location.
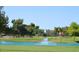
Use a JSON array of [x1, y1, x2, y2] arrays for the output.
[[0, 37, 44, 42], [0, 36, 79, 43]]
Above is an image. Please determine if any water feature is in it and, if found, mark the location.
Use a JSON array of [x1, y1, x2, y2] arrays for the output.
[[40, 37, 49, 45], [1, 41, 6, 44], [39, 29, 56, 46], [0, 38, 79, 46], [0, 37, 79, 46], [37, 37, 56, 46]]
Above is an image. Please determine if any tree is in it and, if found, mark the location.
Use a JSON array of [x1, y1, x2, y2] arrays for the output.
[[67, 22, 79, 36], [54, 27, 59, 36], [38, 29, 44, 36], [26, 23, 39, 36], [61, 26, 68, 36], [0, 7, 9, 35], [35, 26, 39, 34], [54, 27, 63, 36], [54, 26, 68, 36], [11, 19, 23, 36], [0, 6, 3, 11]]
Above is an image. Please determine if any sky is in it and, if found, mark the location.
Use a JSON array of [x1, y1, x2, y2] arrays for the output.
[[3, 6, 79, 30]]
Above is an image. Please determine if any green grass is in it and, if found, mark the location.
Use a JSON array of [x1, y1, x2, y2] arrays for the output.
[[0, 36, 79, 43], [0, 37, 44, 42], [0, 45, 79, 52], [49, 37, 79, 43]]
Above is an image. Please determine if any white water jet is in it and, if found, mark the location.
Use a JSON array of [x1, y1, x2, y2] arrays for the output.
[[40, 37, 49, 45]]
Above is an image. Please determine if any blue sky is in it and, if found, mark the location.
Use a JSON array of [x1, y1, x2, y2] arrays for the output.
[[3, 6, 79, 30]]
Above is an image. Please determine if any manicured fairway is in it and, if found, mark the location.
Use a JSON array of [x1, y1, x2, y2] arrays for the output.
[[0, 45, 79, 52]]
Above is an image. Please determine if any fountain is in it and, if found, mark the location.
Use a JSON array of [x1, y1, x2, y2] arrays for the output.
[[37, 30, 57, 46], [40, 37, 49, 45], [38, 37, 57, 46], [40, 30, 49, 45]]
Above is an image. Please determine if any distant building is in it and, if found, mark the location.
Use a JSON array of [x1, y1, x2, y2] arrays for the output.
[[59, 32, 64, 36]]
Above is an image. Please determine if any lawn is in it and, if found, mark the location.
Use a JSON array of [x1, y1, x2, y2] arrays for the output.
[[0, 45, 79, 52], [49, 36, 79, 43], [0, 36, 79, 43], [0, 37, 44, 42]]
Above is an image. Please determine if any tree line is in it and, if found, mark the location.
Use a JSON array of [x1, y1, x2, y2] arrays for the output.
[[0, 7, 45, 37], [0, 7, 79, 37]]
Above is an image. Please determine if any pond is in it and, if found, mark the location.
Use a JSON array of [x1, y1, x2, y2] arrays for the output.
[[0, 38, 79, 46]]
